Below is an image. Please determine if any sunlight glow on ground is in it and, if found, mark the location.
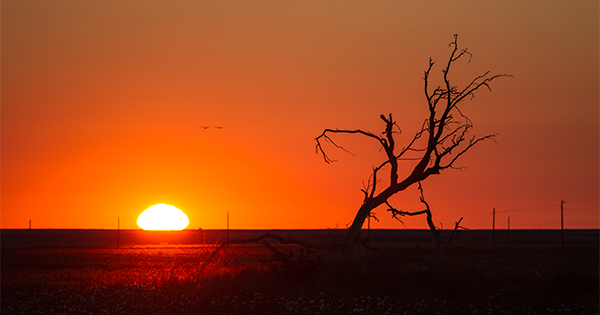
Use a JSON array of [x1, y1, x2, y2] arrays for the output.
[[137, 204, 189, 230]]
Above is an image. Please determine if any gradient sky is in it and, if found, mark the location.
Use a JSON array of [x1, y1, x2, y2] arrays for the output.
[[2, 1, 598, 230]]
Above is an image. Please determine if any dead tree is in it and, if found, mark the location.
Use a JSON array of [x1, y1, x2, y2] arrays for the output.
[[198, 232, 329, 275], [316, 35, 510, 252]]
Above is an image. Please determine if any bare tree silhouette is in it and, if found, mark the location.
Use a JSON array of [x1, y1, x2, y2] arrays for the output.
[[316, 35, 510, 253], [200, 35, 510, 274]]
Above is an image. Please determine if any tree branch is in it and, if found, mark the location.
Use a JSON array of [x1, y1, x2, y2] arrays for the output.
[[316, 34, 510, 252], [198, 232, 330, 273], [315, 128, 382, 163]]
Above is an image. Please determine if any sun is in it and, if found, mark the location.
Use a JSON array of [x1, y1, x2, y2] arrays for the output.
[[137, 204, 189, 230]]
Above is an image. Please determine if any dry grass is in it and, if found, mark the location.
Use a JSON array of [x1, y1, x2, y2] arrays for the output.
[[2, 243, 598, 314]]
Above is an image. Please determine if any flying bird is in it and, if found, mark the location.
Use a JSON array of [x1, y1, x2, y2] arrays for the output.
[[200, 125, 226, 130]]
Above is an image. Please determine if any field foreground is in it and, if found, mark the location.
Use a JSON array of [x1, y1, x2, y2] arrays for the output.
[[2, 241, 598, 315]]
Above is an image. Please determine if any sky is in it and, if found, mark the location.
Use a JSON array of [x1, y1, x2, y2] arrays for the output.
[[2, 1, 598, 230]]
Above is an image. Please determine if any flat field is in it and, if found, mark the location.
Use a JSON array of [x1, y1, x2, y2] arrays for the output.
[[1, 230, 599, 314], [2, 229, 599, 248]]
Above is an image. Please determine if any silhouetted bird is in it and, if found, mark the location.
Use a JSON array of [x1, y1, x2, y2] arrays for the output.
[[200, 125, 226, 130]]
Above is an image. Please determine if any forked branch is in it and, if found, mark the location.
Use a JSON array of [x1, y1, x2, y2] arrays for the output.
[[315, 34, 510, 251], [385, 183, 466, 255]]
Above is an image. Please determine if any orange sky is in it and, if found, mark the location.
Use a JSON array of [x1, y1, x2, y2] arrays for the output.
[[2, 1, 598, 230]]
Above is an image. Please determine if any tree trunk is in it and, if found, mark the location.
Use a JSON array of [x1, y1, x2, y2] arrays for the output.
[[317, 36, 508, 255], [335, 202, 378, 251]]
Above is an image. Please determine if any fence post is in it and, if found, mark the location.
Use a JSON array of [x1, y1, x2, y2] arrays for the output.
[[507, 216, 510, 244], [492, 207, 495, 249], [227, 211, 230, 243], [560, 200, 564, 249]]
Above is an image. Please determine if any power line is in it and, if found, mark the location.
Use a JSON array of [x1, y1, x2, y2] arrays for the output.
[[478, 212, 493, 229], [520, 208, 558, 216], [496, 203, 555, 213], [569, 201, 599, 206], [568, 209, 599, 213]]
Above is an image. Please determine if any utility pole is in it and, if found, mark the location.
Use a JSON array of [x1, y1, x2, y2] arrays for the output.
[[492, 207, 496, 249], [227, 211, 230, 243], [117, 217, 120, 249], [367, 215, 371, 243], [560, 200, 564, 249], [507, 217, 510, 244]]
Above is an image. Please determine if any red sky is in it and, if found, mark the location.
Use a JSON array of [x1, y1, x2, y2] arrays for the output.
[[2, 1, 598, 230]]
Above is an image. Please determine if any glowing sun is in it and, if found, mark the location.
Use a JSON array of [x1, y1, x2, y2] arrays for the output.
[[137, 204, 189, 230]]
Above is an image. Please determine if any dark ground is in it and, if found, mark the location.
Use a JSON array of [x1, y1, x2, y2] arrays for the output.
[[1, 229, 599, 314], [1, 228, 598, 248]]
